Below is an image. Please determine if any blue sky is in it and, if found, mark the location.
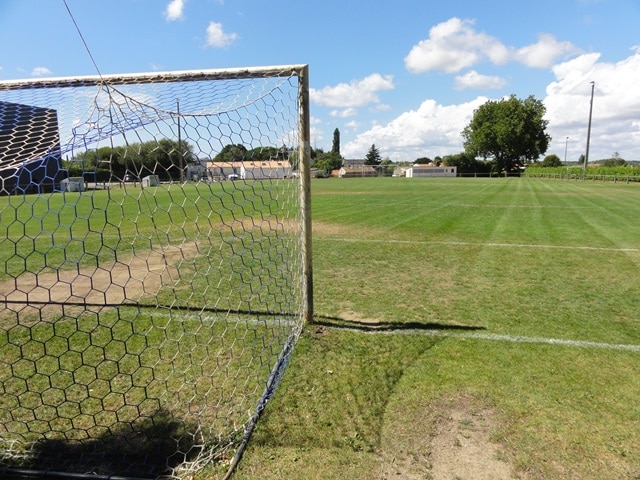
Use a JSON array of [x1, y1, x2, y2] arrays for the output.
[[1, 0, 639, 162]]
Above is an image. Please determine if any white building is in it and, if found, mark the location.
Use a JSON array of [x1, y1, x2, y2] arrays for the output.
[[204, 161, 240, 180], [205, 160, 292, 180], [405, 165, 457, 178], [241, 160, 292, 180]]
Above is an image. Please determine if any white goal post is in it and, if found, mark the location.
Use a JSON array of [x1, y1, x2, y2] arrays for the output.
[[0, 64, 312, 480]]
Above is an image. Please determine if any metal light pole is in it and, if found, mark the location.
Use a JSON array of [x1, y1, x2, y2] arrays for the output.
[[177, 99, 184, 183], [584, 81, 595, 175], [564, 136, 569, 166]]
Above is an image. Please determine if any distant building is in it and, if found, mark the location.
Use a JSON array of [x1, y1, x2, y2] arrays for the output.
[[339, 158, 376, 178], [405, 165, 457, 178], [339, 164, 376, 178], [242, 160, 292, 180], [205, 159, 292, 180], [205, 161, 240, 181], [342, 159, 366, 169], [0, 101, 65, 195]]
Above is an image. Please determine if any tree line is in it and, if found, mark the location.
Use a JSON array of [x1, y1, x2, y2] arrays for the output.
[[63, 140, 297, 182], [63, 139, 197, 182]]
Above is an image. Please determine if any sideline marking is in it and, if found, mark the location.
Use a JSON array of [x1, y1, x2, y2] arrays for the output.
[[323, 237, 640, 253]]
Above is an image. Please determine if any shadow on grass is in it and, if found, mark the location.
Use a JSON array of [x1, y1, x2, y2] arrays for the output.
[[310, 315, 486, 333], [0, 409, 231, 480]]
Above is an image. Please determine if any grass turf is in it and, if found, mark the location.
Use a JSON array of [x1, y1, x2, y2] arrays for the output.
[[230, 177, 640, 480]]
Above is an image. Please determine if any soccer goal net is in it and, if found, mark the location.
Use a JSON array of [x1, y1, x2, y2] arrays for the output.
[[0, 65, 312, 479]]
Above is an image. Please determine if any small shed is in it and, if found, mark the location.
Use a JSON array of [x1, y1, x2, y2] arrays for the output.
[[60, 177, 85, 192], [142, 175, 160, 187]]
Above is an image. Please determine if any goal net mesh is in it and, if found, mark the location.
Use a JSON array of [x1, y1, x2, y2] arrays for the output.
[[0, 65, 309, 479]]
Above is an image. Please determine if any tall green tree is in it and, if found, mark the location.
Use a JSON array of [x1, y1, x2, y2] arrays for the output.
[[331, 128, 341, 156], [443, 152, 491, 174], [462, 95, 550, 173], [365, 144, 382, 166], [213, 144, 248, 163], [314, 151, 342, 175]]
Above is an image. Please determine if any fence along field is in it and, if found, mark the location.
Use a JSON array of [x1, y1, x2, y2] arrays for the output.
[[0, 65, 312, 479]]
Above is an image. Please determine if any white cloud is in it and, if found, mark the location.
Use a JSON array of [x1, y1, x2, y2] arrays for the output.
[[206, 22, 238, 48], [545, 47, 640, 161], [342, 47, 640, 163], [165, 0, 185, 21], [347, 47, 640, 162], [310, 125, 324, 146], [404, 18, 510, 74], [330, 108, 358, 118], [31, 67, 51, 77], [514, 34, 578, 68], [454, 70, 506, 90], [405, 18, 577, 74], [310, 73, 394, 108], [343, 97, 487, 161]]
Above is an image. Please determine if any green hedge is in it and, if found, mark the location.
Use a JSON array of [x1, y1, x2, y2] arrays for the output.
[[525, 165, 640, 182]]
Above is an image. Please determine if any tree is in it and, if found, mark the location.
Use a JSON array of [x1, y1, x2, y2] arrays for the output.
[[247, 146, 288, 161], [462, 95, 550, 173], [313, 151, 342, 175], [601, 152, 626, 167], [70, 139, 196, 181], [443, 152, 491, 175], [379, 158, 395, 176], [415, 157, 432, 164], [541, 154, 563, 167], [331, 128, 341, 156], [213, 144, 247, 163], [365, 144, 382, 166]]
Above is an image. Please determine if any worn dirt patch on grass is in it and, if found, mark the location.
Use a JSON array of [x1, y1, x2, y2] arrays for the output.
[[379, 393, 515, 480], [0, 242, 197, 322], [428, 396, 514, 479]]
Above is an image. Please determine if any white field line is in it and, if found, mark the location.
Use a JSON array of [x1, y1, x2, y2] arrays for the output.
[[323, 237, 640, 253], [149, 311, 638, 352], [380, 328, 640, 352]]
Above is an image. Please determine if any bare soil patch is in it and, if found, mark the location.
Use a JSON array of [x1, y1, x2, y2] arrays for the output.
[[380, 393, 516, 480], [0, 242, 198, 314], [428, 396, 514, 480]]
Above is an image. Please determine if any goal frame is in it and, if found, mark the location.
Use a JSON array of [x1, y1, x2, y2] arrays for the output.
[[0, 64, 313, 479], [0, 63, 313, 323]]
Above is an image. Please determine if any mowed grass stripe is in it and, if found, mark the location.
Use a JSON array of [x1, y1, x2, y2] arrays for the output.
[[311, 177, 640, 343], [233, 178, 640, 480]]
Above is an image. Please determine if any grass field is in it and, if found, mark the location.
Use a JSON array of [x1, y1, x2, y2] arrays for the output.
[[231, 177, 640, 480], [0, 180, 304, 478]]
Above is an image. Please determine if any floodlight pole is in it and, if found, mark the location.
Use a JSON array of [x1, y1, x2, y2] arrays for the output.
[[584, 81, 595, 176], [564, 137, 568, 166]]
